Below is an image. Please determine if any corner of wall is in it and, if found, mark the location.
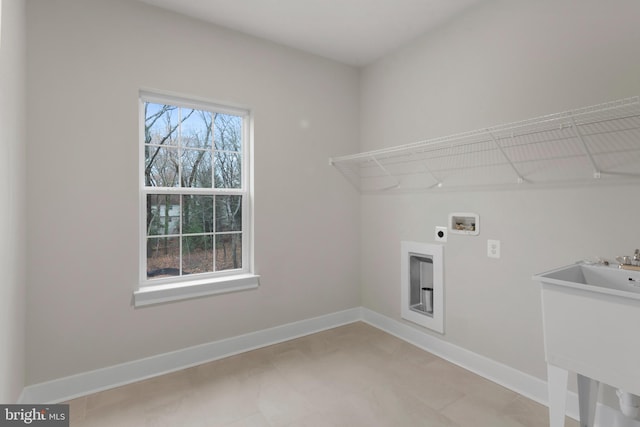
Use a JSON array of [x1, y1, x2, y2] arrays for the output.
[[0, 0, 27, 404]]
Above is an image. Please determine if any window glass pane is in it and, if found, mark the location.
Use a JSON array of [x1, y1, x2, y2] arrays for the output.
[[147, 236, 180, 279], [214, 113, 242, 152], [182, 235, 214, 274], [145, 146, 179, 187], [181, 149, 212, 188], [182, 109, 212, 148], [216, 233, 242, 271], [145, 103, 179, 146], [214, 152, 241, 188], [146, 194, 180, 236], [182, 195, 213, 234], [142, 95, 250, 284], [215, 195, 242, 232]]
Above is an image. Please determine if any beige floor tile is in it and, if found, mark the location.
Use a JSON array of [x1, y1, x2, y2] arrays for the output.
[[185, 377, 261, 426], [502, 395, 552, 427], [222, 412, 271, 427], [389, 370, 466, 411], [189, 349, 274, 384], [63, 322, 569, 427], [66, 397, 87, 424], [295, 383, 460, 427], [440, 391, 523, 427], [253, 373, 316, 426]]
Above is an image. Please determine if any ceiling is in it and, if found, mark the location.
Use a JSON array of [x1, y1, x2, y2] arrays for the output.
[[138, 0, 482, 66]]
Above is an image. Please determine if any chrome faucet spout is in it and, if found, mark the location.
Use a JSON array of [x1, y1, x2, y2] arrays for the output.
[[617, 249, 640, 271]]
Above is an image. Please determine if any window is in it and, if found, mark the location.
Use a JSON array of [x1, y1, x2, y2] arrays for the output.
[[134, 91, 258, 306]]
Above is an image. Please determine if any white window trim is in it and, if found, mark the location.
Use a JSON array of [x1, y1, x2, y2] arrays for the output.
[[134, 90, 258, 307], [134, 273, 259, 307]]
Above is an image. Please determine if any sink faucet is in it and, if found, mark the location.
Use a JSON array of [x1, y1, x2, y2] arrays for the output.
[[618, 249, 640, 271]]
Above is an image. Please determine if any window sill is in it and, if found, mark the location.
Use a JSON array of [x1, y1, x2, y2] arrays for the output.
[[133, 273, 260, 307]]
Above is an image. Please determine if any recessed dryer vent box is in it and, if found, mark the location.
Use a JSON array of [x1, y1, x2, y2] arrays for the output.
[[449, 213, 479, 236]]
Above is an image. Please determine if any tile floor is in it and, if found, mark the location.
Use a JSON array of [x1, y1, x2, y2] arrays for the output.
[[64, 322, 578, 426]]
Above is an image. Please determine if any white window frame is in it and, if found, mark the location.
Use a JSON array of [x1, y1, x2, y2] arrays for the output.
[[134, 90, 258, 307]]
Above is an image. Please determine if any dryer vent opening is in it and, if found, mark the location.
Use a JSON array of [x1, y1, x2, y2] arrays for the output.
[[401, 242, 444, 334], [409, 255, 433, 315]]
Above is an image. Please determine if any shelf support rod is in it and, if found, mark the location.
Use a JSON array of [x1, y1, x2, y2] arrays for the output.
[[570, 117, 601, 179], [423, 163, 444, 189], [411, 150, 443, 188], [332, 162, 364, 192], [371, 156, 401, 190], [487, 130, 527, 184]]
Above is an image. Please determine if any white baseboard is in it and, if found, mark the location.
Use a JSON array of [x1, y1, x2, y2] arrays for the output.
[[359, 308, 549, 404], [19, 306, 640, 427], [20, 307, 362, 404]]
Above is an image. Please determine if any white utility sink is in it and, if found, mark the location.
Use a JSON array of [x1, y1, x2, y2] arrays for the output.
[[533, 263, 640, 427], [536, 263, 640, 300]]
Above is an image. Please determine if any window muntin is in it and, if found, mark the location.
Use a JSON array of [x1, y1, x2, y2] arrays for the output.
[[140, 93, 250, 285]]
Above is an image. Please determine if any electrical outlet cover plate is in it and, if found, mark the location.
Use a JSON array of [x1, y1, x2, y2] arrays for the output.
[[435, 226, 447, 242], [488, 239, 500, 258]]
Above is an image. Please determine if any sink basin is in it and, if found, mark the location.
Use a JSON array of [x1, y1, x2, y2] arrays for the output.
[[534, 263, 640, 300], [534, 262, 640, 426]]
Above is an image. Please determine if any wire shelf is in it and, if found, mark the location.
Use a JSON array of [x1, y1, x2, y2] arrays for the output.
[[330, 96, 640, 193]]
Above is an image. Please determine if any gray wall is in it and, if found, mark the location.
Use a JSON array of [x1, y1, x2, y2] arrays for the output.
[[360, 0, 640, 383], [0, 0, 27, 403], [26, 0, 360, 384]]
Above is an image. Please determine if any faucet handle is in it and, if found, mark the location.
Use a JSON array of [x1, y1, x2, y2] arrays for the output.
[[617, 255, 632, 265]]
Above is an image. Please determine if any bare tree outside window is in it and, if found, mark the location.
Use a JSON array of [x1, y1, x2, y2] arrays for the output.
[[144, 102, 244, 280]]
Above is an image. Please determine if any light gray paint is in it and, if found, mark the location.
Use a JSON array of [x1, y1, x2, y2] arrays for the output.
[[0, 0, 27, 403], [138, 0, 483, 66], [26, 0, 360, 384], [359, 0, 640, 401]]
